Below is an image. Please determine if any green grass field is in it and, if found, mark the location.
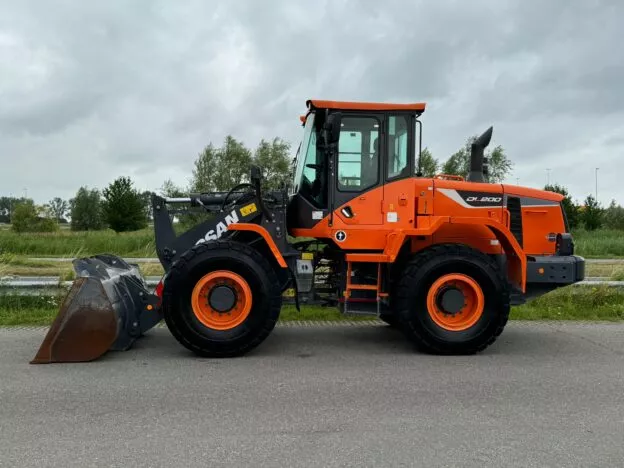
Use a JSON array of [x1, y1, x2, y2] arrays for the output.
[[572, 229, 624, 258], [0, 229, 155, 257], [0, 286, 622, 326], [0, 227, 623, 258]]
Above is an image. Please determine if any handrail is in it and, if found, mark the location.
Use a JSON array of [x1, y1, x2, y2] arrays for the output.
[[433, 174, 465, 181]]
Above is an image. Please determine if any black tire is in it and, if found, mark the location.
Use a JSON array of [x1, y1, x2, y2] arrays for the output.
[[162, 240, 282, 357], [379, 314, 398, 328], [395, 244, 510, 355]]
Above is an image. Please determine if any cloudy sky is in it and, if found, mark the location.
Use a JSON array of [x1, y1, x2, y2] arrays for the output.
[[0, 0, 622, 205]]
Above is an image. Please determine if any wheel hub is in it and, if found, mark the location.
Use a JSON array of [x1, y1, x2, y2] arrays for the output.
[[436, 287, 465, 315], [208, 285, 237, 313]]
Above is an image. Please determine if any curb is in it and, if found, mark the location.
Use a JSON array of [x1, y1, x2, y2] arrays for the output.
[[0, 320, 386, 332]]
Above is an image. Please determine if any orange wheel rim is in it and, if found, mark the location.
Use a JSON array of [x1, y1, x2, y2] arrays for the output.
[[426, 273, 484, 332], [191, 271, 252, 331]]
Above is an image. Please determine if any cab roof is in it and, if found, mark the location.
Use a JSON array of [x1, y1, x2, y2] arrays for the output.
[[306, 99, 426, 113]]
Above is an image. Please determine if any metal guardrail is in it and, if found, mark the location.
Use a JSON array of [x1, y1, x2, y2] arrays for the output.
[[1, 276, 623, 291], [25, 257, 624, 264]]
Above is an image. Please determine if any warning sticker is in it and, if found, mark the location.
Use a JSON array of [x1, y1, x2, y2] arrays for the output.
[[240, 203, 258, 216]]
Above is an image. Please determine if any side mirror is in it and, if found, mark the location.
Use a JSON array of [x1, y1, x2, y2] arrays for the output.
[[324, 112, 342, 144]]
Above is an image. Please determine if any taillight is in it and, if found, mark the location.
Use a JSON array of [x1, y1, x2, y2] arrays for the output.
[[154, 279, 164, 298]]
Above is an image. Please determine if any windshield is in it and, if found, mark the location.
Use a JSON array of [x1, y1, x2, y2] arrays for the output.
[[292, 112, 316, 192], [291, 112, 327, 208]]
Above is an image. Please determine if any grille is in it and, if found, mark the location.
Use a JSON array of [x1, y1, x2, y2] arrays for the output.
[[506, 196, 523, 247]]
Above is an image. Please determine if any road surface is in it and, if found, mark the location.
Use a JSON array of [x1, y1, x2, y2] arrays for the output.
[[1, 322, 623, 467]]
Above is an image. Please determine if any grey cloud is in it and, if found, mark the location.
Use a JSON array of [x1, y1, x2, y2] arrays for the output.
[[0, 0, 622, 205]]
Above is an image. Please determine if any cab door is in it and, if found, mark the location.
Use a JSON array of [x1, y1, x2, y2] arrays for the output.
[[382, 113, 416, 228], [332, 113, 384, 226]]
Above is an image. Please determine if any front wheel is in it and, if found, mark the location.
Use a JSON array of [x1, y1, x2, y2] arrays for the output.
[[395, 244, 510, 355], [162, 240, 282, 357]]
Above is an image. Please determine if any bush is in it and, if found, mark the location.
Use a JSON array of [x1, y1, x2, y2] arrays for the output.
[[70, 187, 105, 231], [102, 177, 148, 233], [603, 200, 624, 230], [11, 200, 58, 233], [581, 194, 603, 231]]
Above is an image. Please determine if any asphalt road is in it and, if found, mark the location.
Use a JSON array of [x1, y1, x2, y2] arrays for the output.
[[1, 322, 624, 467]]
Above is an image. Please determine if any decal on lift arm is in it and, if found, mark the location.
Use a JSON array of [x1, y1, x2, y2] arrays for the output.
[[240, 203, 258, 216], [195, 209, 240, 245]]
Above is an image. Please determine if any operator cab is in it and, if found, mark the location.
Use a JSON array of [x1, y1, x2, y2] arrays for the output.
[[288, 100, 426, 229]]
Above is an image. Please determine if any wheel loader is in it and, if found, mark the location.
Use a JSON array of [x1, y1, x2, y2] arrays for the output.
[[32, 99, 585, 363]]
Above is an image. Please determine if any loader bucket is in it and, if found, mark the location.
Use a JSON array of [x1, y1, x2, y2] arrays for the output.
[[31, 255, 162, 364]]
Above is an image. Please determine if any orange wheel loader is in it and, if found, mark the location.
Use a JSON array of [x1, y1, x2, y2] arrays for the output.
[[32, 99, 585, 363]]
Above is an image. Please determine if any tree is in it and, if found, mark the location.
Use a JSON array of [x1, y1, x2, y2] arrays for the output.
[[140, 191, 154, 222], [102, 177, 148, 233], [191, 143, 219, 192], [11, 200, 58, 233], [417, 147, 439, 177], [160, 179, 186, 198], [581, 194, 603, 231], [253, 137, 292, 190], [487, 145, 514, 183], [544, 184, 580, 229], [48, 197, 69, 223], [441, 137, 513, 182], [191, 136, 253, 192], [603, 200, 624, 230], [70, 187, 105, 231], [0, 196, 28, 224], [441, 151, 468, 178]]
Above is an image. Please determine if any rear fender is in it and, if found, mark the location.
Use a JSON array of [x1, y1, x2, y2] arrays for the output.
[[448, 217, 527, 291], [402, 216, 526, 291]]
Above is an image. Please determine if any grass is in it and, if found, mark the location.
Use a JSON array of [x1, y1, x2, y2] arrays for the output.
[[0, 228, 155, 257], [0, 253, 165, 280], [510, 286, 624, 321], [572, 229, 624, 258], [1, 286, 622, 327], [1, 227, 623, 258], [612, 267, 624, 281]]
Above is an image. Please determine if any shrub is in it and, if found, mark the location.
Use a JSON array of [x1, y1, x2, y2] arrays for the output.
[[70, 187, 105, 231], [102, 177, 148, 233], [581, 194, 603, 231], [603, 200, 624, 230], [11, 200, 58, 233]]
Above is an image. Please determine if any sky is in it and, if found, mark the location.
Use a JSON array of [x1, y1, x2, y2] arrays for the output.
[[0, 0, 622, 205]]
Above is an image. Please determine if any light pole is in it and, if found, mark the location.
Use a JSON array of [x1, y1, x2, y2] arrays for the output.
[[595, 167, 599, 201], [546, 168, 551, 186]]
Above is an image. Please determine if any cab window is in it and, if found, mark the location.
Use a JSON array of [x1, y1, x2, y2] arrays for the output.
[[387, 115, 409, 179], [337, 116, 380, 191]]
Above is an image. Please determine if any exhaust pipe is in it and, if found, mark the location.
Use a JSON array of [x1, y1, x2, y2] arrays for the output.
[[466, 126, 493, 183]]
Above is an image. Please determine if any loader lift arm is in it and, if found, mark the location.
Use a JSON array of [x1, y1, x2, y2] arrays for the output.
[[152, 167, 298, 274]]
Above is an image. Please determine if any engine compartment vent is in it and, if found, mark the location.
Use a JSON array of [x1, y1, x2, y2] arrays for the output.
[[507, 196, 523, 247]]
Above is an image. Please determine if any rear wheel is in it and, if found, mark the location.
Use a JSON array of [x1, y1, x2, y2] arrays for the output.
[[395, 244, 510, 354], [163, 240, 282, 357]]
